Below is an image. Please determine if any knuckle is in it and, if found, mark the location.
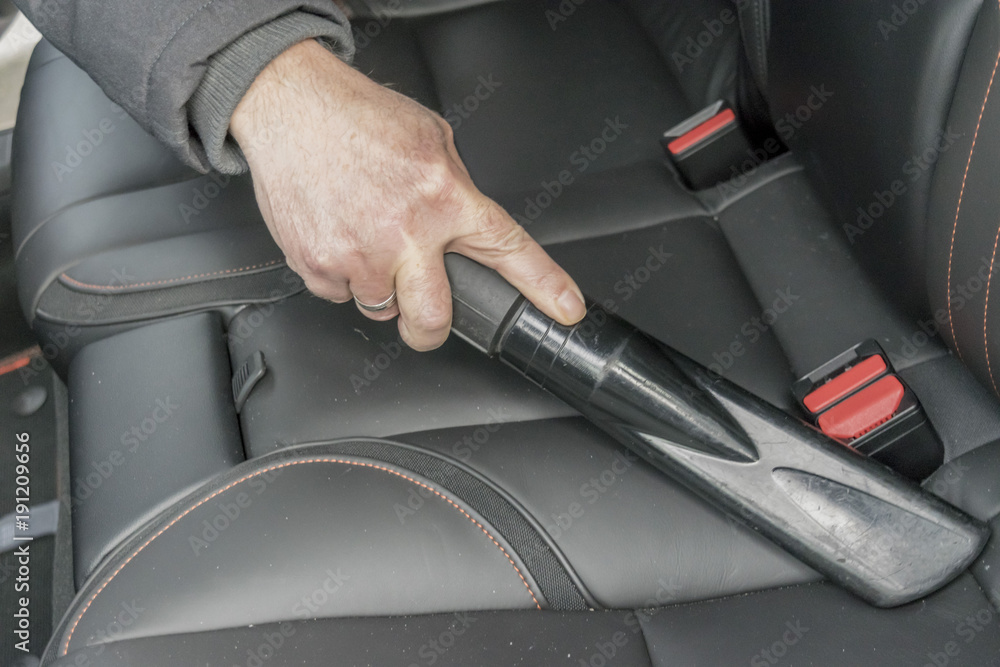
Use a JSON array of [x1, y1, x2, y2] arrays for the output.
[[299, 247, 335, 276], [414, 159, 460, 206], [416, 297, 452, 332], [485, 217, 529, 253]]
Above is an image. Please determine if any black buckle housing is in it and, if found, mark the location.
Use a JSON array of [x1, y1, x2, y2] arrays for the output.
[[792, 340, 943, 481], [662, 101, 753, 190]]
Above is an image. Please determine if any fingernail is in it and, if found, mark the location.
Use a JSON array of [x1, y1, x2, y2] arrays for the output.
[[556, 289, 586, 324]]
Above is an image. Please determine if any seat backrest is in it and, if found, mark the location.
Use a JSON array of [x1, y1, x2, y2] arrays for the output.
[[765, 0, 984, 317], [763, 0, 1000, 398], [925, 0, 1000, 398]]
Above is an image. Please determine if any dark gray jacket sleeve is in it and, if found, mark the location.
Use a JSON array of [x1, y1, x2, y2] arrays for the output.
[[12, 0, 354, 173]]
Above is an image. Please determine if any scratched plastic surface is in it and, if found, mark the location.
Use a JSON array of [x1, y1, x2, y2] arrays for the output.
[[445, 254, 989, 608]]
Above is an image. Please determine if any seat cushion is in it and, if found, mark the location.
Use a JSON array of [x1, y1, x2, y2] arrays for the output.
[[12, 0, 742, 372], [48, 576, 1000, 667], [67, 312, 244, 585], [47, 438, 1000, 666]]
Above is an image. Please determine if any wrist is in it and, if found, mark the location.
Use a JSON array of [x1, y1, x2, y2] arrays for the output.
[[230, 40, 348, 152]]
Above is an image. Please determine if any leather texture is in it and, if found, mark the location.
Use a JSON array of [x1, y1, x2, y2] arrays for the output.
[[227, 212, 796, 460], [51, 610, 655, 667], [58, 228, 284, 294], [640, 575, 1000, 667], [397, 418, 818, 608], [926, 0, 1000, 401], [716, 169, 948, 375], [50, 432, 1000, 665], [51, 442, 559, 660], [925, 439, 1000, 611], [768, 0, 984, 317], [51, 577, 1000, 667], [12, 0, 743, 372], [67, 313, 244, 585], [24, 0, 1000, 663], [737, 0, 770, 91], [10, 42, 283, 323]]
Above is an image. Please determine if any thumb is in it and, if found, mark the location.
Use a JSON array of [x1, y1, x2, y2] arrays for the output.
[[448, 198, 586, 325]]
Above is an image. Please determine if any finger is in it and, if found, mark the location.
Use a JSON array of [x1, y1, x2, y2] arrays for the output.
[[449, 199, 586, 325], [394, 251, 453, 351], [291, 261, 353, 304], [349, 273, 400, 322]]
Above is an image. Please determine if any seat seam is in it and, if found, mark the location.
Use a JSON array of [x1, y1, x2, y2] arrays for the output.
[[58, 259, 284, 291], [60, 457, 542, 655], [985, 225, 1000, 396], [947, 0, 1000, 362]]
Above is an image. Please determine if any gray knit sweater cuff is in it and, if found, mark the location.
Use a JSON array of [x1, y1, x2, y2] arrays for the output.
[[189, 11, 355, 175]]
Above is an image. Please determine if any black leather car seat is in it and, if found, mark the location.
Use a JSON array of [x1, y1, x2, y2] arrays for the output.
[[11, 0, 745, 374], [15, 0, 1000, 664]]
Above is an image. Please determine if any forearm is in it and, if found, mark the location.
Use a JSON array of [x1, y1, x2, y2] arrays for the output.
[[13, 0, 354, 172]]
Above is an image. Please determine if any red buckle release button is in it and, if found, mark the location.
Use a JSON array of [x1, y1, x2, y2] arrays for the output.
[[667, 108, 736, 155], [817, 376, 905, 441], [803, 355, 888, 413]]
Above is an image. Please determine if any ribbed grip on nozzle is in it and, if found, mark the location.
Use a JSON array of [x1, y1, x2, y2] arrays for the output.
[[445, 253, 525, 355]]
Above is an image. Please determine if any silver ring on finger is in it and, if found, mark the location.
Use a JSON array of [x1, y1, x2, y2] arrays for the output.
[[353, 290, 397, 313]]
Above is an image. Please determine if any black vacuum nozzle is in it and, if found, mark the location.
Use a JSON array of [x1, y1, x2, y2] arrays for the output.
[[444, 253, 989, 608]]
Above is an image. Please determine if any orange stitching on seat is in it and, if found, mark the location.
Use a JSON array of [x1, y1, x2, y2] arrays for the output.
[[59, 259, 283, 291], [60, 457, 541, 655], [985, 226, 1000, 396], [947, 8, 1000, 361]]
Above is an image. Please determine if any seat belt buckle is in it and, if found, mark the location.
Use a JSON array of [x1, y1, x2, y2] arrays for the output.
[[791, 340, 944, 481], [661, 101, 752, 190]]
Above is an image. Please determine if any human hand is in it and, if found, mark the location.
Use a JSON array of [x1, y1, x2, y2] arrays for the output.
[[230, 40, 586, 350]]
